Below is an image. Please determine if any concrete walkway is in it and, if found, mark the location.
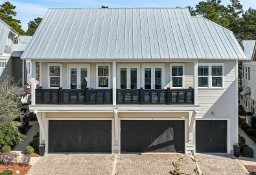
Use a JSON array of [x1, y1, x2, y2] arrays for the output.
[[239, 128, 256, 159], [14, 122, 39, 153]]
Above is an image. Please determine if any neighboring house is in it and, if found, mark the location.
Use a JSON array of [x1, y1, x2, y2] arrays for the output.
[[0, 19, 32, 86], [240, 40, 256, 115], [21, 8, 246, 154], [0, 19, 19, 82]]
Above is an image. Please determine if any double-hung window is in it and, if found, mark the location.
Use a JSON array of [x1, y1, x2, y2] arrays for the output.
[[248, 67, 250, 80], [48, 64, 61, 88], [198, 64, 224, 88], [97, 64, 110, 88], [246, 66, 248, 79], [171, 64, 184, 88]]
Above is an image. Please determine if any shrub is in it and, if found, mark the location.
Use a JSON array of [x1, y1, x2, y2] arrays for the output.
[[0, 152, 18, 165], [247, 129, 256, 136], [242, 146, 254, 158], [29, 135, 39, 152], [0, 170, 13, 175], [1, 146, 11, 153], [243, 125, 251, 132], [25, 146, 34, 155], [239, 136, 246, 149]]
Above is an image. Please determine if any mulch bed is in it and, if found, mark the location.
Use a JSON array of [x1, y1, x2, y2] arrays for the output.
[[0, 164, 31, 175], [30, 153, 40, 157], [245, 165, 256, 175]]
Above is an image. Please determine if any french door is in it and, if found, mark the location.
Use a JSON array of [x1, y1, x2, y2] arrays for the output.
[[68, 64, 90, 89], [142, 64, 165, 89], [118, 64, 140, 89]]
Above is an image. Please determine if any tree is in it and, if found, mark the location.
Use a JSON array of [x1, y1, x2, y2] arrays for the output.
[[0, 77, 24, 147], [26, 17, 42, 36], [189, 0, 256, 41], [0, 1, 24, 35]]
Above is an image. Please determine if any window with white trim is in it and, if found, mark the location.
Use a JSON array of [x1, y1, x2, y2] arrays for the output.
[[171, 65, 184, 88], [48, 64, 61, 88], [198, 64, 224, 88], [97, 65, 110, 88], [0, 61, 6, 75]]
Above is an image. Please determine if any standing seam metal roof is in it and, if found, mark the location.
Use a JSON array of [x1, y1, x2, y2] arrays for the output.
[[0, 19, 12, 55], [21, 8, 246, 60], [242, 40, 256, 60]]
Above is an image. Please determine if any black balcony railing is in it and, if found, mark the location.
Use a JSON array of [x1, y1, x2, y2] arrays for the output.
[[35, 88, 112, 105], [117, 88, 194, 105], [35, 88, 194, 105]]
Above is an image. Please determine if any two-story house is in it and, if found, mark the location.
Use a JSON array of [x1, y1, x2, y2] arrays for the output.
[[240, 40, 256, 115], [22, 8, 246, 154], [0, 18, 32, 86]]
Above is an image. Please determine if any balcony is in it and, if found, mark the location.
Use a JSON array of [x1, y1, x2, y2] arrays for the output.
[[35, 88, 194, 105]]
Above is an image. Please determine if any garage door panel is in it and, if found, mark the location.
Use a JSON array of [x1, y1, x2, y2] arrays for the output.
[[49, 120, 111, 152], [121, 120, 184, 153], [196, 120, 227, 153]]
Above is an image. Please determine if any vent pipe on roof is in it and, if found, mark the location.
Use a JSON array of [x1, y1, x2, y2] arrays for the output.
[[101, 6, 108, 8]]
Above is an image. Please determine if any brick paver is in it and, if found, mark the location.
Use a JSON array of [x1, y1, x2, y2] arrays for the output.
[[28, 153, 248, 175]]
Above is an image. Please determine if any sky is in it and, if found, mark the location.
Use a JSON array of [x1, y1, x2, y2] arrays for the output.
[[0, 0, 255, 31]]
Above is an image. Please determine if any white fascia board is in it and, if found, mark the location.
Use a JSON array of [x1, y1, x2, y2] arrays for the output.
[[30, 105, 200, 113]]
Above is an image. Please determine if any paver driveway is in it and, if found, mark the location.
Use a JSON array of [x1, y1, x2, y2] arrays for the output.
[[28, 153, 248, 175]]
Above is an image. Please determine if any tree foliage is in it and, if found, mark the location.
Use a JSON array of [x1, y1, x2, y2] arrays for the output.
[[26, 17, 42, 36], [188, 0, 256, 40], [0, 77, 24, 147], [0, 1, 24, 35]]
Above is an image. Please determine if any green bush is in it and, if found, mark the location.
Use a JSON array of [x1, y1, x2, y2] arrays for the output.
[[242, 146, 254, 158], [25, 146, 34, 154], [1, 145, 11, 153], [29, 136, 39, 151], [0, 170, 13, 175], [239, 136, 246, 148]]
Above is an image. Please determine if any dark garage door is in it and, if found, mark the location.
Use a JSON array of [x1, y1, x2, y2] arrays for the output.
[[196, 120, 227, 153], [121, 120, 185, 153], [49, 120, 111, 152]]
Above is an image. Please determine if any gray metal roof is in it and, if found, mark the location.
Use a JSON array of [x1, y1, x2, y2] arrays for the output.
[[242, 40, 256, 60], [0, 19, 12, 55], [22, 8, 246, 60], [12, 36, 32, 57], [19, 36, 32, 44]]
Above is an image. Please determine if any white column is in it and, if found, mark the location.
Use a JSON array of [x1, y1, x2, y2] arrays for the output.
[[112, 62, 117, 105], [31, 61, 36, 105], [193, 61, 198, 105]]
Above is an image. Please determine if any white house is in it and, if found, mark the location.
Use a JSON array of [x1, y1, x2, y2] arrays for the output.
[[21, 8, 247, 154], [240, 40, 256, 115], [0, 19, 32, 86]]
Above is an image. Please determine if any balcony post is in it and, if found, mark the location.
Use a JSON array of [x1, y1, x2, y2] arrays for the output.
[[139, 88, 144, 104], [193, 61, 198, 105], [85, 88, 89, 104], [58, 87, 62, 104], [166, 87, 171, 104], [112, 62, 117, 105]]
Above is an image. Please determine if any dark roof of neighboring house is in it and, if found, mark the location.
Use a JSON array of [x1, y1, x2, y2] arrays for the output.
[[22, 8, 246, 60], [242, 40, 256, 61]]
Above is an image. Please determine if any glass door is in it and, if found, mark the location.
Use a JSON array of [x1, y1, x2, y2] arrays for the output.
[[119, 66, 139, 89], [68, 65, 90, 89], [142, 65, 164, 89]]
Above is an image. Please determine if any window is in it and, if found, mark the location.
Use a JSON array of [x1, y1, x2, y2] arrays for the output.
[[198, 66, 209, 87], [0, 61, 7, 75], [248, 67, 250, 80], [246, 66, 248, 79], [48, 64, 61, 88], [171, 65, 184, 88], [68, 64, 90, 89], [97, 65, 110, 88], [120, 68, 127, 89], [212, 66, 223, 87], [198, 64, 223, 88]]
